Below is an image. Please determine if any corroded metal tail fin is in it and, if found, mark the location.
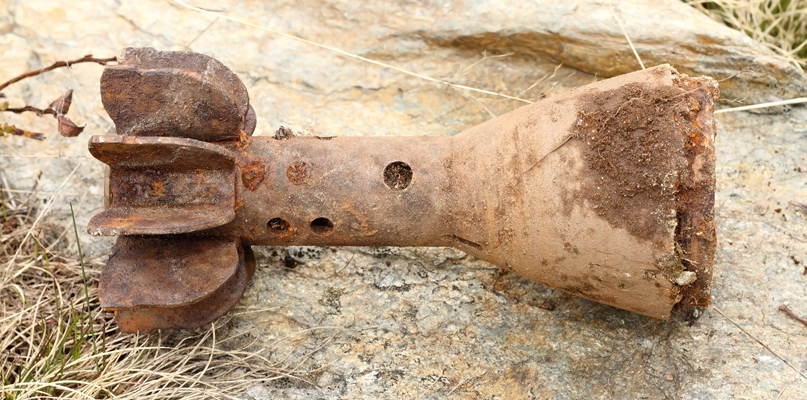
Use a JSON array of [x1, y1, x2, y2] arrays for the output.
[[99, 236, 255, 333], [87, 135, 236, 236]]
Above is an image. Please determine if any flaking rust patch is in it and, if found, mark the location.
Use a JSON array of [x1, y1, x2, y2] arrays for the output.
[[670, 72, 718, 308], [241, 161, 268, 191], [571, 69, 718, 307]]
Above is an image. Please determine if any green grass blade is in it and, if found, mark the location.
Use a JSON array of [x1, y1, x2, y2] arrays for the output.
[[69, 202, 99, 370]]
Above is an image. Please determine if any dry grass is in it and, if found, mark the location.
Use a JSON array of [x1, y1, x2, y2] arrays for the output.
[[0, 188, 303, 399], [686, 0, 807, 70]]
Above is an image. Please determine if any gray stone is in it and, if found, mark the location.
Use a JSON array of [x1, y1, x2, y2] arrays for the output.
[[1, 1, 806, 398]]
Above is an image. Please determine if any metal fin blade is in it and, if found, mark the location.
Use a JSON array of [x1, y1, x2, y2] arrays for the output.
[[87, 135, 236, 235]]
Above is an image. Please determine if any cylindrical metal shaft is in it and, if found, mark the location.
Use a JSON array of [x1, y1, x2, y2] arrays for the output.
[[227, 136, 454, 247], [217, 65, 717, 319]]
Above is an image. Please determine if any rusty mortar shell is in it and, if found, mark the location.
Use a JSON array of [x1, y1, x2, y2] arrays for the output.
[[88, 48, 717, 333]]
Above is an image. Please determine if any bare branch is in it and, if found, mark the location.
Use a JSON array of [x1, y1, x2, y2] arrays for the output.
[[779, 305, 807, 328], [5, 105, 55, 117], [0, 54, 116, 93], [0, 123, 45, 141]]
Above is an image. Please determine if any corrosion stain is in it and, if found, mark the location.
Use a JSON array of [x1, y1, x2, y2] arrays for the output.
[[150, 181, 166, 197], [286, 161, 310, 185], [671, 74, 718, 308], [571, 72, 718, 306], [241, 161, 267, 191], [572, 82, 688, 242], [559, 282, 615, 304], [235, 129, 253, 151], [343, 204, 379, 237]]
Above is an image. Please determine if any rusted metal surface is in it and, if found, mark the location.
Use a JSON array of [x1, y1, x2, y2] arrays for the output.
[[101, 47, 252, 141], [88, 135, 236, 236], [110, 238, 255, 332], [89, 48, 718, 332], [100, 235, 238, 309]]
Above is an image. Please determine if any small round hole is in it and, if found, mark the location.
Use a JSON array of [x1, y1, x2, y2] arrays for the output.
[[310, 217, 334, 235], [267, 218, 291, 234], [383, 161, 412, 190]]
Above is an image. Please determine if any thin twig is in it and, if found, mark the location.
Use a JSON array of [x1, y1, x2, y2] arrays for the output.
[[611, 3, 645, 70], [789, 201, 807, 213], [539, 70, 576, 98], [446, 369, 487, 396], [517, 64, 561, 98], [521, 133, 575, 174], [778, 305, 807, 328], [714, 68, 766, 83], [464, 92, 498, 118], [1, 207, 29, 217], [5, 105, 54, 117], [712, 306, 807, 382], [457, 51, 514, 77], [775, 385, 788, 400], [0, 55, 116, 93], [715, 97, 807, 113]]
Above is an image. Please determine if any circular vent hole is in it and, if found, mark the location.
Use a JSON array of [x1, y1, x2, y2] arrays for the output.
[[310, 217, 334, 235], [383, 161, 412, 190], [267, 218, 291, 234]]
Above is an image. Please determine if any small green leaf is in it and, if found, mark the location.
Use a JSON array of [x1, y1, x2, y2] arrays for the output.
[[0, 123, 14, 136]]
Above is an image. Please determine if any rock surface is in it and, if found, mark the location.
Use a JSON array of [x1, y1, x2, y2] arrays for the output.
[[1, 0, 806, 398]]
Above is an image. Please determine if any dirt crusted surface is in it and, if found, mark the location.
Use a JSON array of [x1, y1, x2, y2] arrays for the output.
[[572, 68, 718, 306]]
